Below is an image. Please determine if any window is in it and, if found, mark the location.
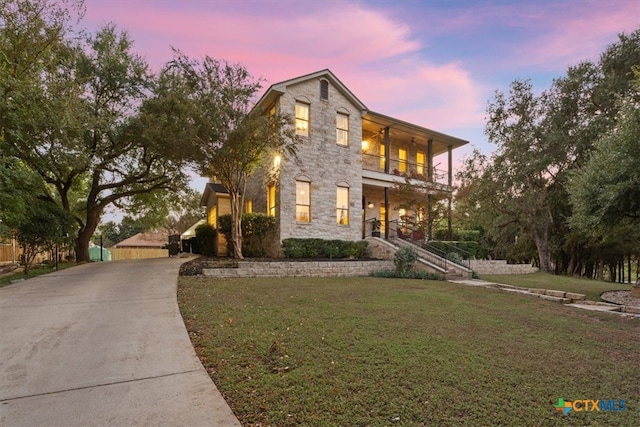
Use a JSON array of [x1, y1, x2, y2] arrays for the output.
[[267, 183, 276, 216], [320, 80, 328, 100], [296, 181, 310, 222], [336, 187, 349, 225], [379, 204, 386, 233], [416, 151, 426, 175], [379, 144, 386, 169], [246, 199, 253, 213], [398, 148, 407, 173], [336, 113, 349, 146], [208, 206, 217, 227], [295, 102, 309, 137]]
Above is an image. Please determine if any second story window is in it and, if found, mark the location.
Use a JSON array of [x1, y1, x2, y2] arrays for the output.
[[295, 102, 309, 137], [379, 144, 386, 170], [416, 151, 426, 175], [296, 181, 310, 222], [398, 148, 407, 173], [336, 113, 349, 146]]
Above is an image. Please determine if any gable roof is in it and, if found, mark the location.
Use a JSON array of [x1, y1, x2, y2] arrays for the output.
[[113, 231, 175, 248], [201, 182, 229, 206], [255, 69, 368, 112]]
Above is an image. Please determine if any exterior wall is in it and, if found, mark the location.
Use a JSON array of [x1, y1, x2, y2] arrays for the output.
[[203, 260, 394, 278], [276, 77, 363, 242]]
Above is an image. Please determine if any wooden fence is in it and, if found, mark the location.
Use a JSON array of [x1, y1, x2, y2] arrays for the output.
[[109, 247, 168, 261]]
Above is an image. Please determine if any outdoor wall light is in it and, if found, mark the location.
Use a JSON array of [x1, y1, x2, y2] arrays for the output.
[[367, 201, 374, 209]]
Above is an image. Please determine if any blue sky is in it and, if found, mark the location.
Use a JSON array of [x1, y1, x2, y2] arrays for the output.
[[82, 0, 639, 176]]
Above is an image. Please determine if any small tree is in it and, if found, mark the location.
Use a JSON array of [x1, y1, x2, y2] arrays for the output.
[[17, 200, 76, 275], [164, 53, 297, 259], [394, 246, 418, 274]]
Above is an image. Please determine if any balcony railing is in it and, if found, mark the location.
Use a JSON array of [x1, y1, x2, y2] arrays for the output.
[[362, 153, 449, 185]]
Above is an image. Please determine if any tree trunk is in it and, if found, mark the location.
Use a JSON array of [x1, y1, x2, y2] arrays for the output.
[[531, 221, 552, 273], [75, 211, 100, 263], [229, 192, 244, 259]]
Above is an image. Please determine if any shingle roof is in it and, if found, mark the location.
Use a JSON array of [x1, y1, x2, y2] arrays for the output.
[[113, 231, 175, 248]]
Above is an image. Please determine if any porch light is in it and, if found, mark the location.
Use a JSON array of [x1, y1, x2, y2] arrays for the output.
[[367, 201, 374, 209], [273, 154, 281, 168], [361, 139, 369, 150]]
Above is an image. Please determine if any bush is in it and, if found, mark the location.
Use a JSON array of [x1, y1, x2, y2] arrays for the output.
[[282, 238, 368, 259], [195, 223, 217, 257], [218, 213, 276, 257], [370, 270, 443, 280], [394, 246, 417, 274]]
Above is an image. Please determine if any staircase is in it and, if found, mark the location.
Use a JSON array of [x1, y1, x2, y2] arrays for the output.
[[367, 237, 472, 280], [390, 238, 472, 279]]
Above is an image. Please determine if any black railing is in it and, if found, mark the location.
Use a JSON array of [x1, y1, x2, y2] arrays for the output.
[[387, 220, 471, 271], [361, 153, 449, 185]]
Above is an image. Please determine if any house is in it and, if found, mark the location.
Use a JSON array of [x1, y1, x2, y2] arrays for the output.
[[202, 69, 468, 257], [110, 231, 174, 260]]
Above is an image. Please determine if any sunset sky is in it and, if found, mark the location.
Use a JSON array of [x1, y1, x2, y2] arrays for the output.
[[82, 0, 639, 175]]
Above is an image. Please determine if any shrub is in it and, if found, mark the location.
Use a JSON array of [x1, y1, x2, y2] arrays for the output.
[[394, 246, 417, 274], [218, 213, 276, 257], [195, 223, 217, 257], [370, 270, 443, 280], [282, 238, 368, 259]]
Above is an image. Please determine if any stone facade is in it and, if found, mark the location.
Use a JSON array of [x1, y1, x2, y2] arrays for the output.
[[203, 260, 394, 278], [276, 78, 364, 242]]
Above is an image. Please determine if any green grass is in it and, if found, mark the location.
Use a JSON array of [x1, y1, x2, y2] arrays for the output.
[[0, 262, 75, 287], [178, 276, 639, 426], [480, 272, 633, 301]]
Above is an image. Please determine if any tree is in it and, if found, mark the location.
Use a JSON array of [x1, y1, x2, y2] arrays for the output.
[[1, 4, 193, 262], [458, 30, 640, 275], [569, 89, 640, 240], [164, 53, 297, 259], [16, 199, 76, 274]]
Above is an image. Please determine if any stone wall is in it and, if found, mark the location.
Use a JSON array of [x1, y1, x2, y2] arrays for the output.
[[470, 260, 538, 275], [276, 78, 364, 242], [203, 260, 394, 278]]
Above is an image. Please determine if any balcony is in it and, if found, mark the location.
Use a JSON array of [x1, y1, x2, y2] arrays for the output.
[[361, 152, 452, 193]]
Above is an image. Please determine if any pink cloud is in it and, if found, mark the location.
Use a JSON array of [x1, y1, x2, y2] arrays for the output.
[[83, 0, 484, 132], [500, 0, 639, 69]]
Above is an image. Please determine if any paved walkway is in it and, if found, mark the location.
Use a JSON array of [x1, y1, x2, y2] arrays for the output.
[[449, 278, 640, 318], [0, 258, 239, 426]]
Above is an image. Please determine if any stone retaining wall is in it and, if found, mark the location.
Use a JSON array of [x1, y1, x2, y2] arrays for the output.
[[203, 260, 394, 278], [470, 260, 538, 275]]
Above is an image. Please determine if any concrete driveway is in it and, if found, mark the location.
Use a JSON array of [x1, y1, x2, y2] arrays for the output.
[[0, 257, 239, 426]]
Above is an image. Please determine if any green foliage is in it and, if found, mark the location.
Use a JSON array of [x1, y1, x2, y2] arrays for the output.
[[97, 216, 145, 247], [569, 95, 640, 240], [219, 213, 277, 257], [195, 223, 217, 257], [370, 270, 443, 280], [282, 238, 368, 259], [457, 30, 640, 275], [16, 199, 76, 274], [161, 52, 298, 258], [393, 246, 417, 273]]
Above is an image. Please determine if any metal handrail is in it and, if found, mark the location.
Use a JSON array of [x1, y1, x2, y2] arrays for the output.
[[387, 220, 473, 271]]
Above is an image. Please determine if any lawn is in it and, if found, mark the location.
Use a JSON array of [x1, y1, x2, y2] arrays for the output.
[[480, 272, 634, 302], [178, 276, 639, 426], [0, 262, 74, 288]]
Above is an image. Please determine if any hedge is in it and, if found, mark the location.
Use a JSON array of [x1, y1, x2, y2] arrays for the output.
[[282, 238, 368, 259]]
